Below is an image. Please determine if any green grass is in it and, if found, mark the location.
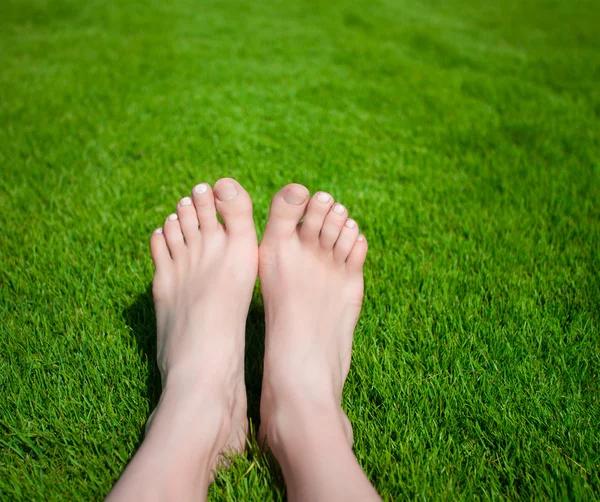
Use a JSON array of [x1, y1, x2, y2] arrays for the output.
[[1, 0, 599, 499]]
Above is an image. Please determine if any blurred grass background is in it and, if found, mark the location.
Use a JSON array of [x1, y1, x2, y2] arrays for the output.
[[1, 0, 599, 499]]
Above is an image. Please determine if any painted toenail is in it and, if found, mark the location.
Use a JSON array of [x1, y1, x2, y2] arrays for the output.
[[154, 228, 163, 234], [358, 235, 365, 242], [345, 219, 357, 229], [168, 213, 178, 221], [180, 197, 192, 206], [333, 203, 345, 215], [215, 182, 238, 201], [194, 183, 209, 194], [284, 189, 307, 205], [317, 192, 331, 203]]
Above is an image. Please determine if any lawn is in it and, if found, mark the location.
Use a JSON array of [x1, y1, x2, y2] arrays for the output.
[[1, 0, 599, 499]]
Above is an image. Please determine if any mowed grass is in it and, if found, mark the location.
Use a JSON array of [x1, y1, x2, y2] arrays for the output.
[[1, 0, 599, 499]]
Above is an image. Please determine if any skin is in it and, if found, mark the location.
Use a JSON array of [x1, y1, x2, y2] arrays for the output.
[[106, 179, 379, 502]]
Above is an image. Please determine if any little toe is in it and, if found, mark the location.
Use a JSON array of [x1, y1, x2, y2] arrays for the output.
[[264, 183, 310, 239], [163, 213, 186, 259], [192, 183, 219, 233], [333, 219, 359, 264], [320, 202, 348, 251], [213, 178, 255, 236], [150, 228, 172, 271], [299, 191, 334, 244], [177, 196, 199, 244], [346, 234, 368, 273]]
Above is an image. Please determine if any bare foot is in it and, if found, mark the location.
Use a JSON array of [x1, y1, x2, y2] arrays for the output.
[[149, 178, 257, 471], [107, 178, 257, 502], [258, 184, 376, 501]]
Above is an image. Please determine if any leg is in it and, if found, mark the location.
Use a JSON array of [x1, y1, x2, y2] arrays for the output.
[[259, 184, 380, 501], [107, 178, 258, 501]]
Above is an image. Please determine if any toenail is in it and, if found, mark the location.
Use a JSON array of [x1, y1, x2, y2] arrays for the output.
[[284, 188, 308, 205], [194, 183, 209, 194], [154, 228, 163, 234], [345, 219, 357, 229], [180, 197, 192, 206], [358, 235, 365, 242], [168, 214, 178, 221], [333, 203, 345, 215], [215, 182, 238, 201], [317, 192, 331, 203]]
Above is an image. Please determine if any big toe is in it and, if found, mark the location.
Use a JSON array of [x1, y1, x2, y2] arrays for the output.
[[263, 183, 310, 239], [213, 178, 255, 236]]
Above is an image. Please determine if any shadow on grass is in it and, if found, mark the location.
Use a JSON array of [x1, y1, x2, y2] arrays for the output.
[[244, 296, 266, 428], [122, 285, 267, 442], [123, 284, 161, 422]]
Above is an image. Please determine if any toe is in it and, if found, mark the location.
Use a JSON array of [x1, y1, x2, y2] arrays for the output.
[[320, 202, 348, 251], [299, 191, 334, 244], [264, 183, 310, 239], [177, 196, 199, 244], [163, 213, 186, 259], [213, 178, 255, 235], [192, 183, 219, 232], [150, 228, 172, 271], [333, 219, 359, 264], [346, 234, 368, 273]]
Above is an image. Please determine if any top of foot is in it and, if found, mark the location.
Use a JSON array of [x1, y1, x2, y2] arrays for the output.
[[148, 177, 258, 471], [258, 183, 368, 446]]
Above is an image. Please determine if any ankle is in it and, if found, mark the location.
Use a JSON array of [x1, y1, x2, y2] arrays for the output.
[[147, 385, 232, 463], [261, 390, 350, 455]]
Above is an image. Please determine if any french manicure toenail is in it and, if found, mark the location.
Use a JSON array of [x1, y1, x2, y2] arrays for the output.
[[284, 189, 307, 205], [346, 219, 357, 229], [334, 204, 345, 215], [358, 235, 365, 242], [180, 197, 192, 206], [168, 214, 178, 221], [194, 183, 208, 194], [215, 182, 238, 201], [155, 228, 163, 234], [317, 192, 330, 203]]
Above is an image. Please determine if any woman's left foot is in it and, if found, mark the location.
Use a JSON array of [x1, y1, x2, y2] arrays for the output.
[[108, 179, 258, 501], [147, 177, 258, 471]]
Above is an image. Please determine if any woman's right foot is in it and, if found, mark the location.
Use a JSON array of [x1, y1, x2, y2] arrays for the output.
[[258, 183, 368, 452], [258, 184, 379, 501]]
